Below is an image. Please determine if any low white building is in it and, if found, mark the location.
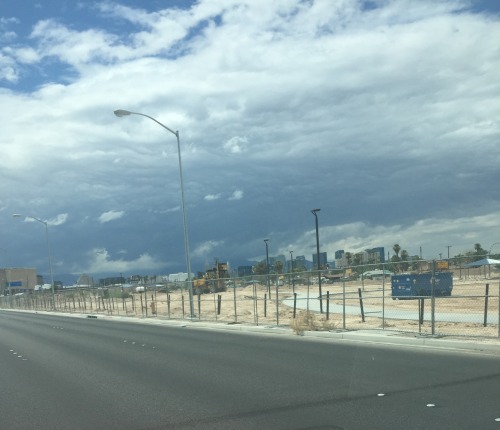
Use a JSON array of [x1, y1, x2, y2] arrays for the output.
[[167, 272, 195, 282]]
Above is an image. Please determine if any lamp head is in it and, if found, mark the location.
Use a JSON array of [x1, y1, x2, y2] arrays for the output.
[[12, 214, 23, 218], [311, 208, 321, 215], [114, 109, 132, 117]]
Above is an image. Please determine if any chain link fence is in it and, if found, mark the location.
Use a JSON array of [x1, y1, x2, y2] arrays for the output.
[[1, 260, 499, 339]]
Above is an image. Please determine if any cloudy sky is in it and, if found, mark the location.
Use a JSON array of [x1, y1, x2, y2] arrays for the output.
[[1, 0, 499, 281]]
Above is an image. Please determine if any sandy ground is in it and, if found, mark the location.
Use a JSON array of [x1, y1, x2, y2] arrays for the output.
[[5, 274, 499, 339], [80, 277, 500, 339]]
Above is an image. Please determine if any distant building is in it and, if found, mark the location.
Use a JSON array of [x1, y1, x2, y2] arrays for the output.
[[269, 254, 287, 273], [0, 268, 37, 294], [168, 272, 194, 283], [99, 276, 126, 287], [294, 255, 307, 271], [334, 250, 346, 268], [365, 247, 385, 263], [313, 252, 328, 269], [76, 274, 94, 287], [237, 266, 253, 277]]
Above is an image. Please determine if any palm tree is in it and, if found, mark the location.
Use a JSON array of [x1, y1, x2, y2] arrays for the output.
[[393, 244, 401, 258]]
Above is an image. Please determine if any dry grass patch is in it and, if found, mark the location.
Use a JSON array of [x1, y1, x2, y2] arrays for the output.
[[290, 311, 337, 335]]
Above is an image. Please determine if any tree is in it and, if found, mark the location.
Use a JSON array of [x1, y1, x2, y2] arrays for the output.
[[474, 243, 487, 256], [275, 260, 283, 274], [353, 253, 363, 266], [253, 261, 268, 275], [393, 244, 401, 258], [466, 243, 488, 262], [345, 252, 353, 266], [400, 249, 409, 272]]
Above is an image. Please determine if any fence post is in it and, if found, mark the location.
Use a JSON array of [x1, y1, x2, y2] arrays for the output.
[[326, 291, 330, 321], [264, 293, 267, 317], [213, 293, 217, 321], [181, 294, 185, 319], [253, 285, 259, 326], [431, 260, 436, 335], [382, 264, 385, 329], [233, 285, 237, 323], [484, 283, 489, 327], [198, 292, 201, 320], [358, 288, 365, 322], [342, 274, 346, 330], [167, 293, 171, 319], [275, 281, 279, 326], [419, 298, 424, 327], [293, 292, 297, 319]]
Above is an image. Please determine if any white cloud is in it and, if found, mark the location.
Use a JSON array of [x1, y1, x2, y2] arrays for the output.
[[48, 213, 68, 226], [23, 213, 68, 226], [229, 190, 243, 200], [204, 193, 221, 201], [283, 212, 500, 262], [80, 248, 164, 273], [98, 210, 124, 224], [192, 240, 224, 258], [223, 136, 248, 154]]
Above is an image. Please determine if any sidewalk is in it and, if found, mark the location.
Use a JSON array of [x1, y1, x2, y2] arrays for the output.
[[282, 292, 500, 324]]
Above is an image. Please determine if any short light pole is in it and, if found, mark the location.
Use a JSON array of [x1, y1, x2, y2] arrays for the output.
[[264, 239, 270, 297], [114, 109, 194, 319], [311, 209, 323, 313], [13, 214, 55, 309]]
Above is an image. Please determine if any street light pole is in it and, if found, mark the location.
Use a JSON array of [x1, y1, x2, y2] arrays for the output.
[[311, 209, 323, 313], [114, 109, 194, 319], [289, 250, 294, 292], [13, 214, 56, 309], [264, 239, 270, 298]]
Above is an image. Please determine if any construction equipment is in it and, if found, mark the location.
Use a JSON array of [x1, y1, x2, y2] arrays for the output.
[[193, 261, 229, 294]]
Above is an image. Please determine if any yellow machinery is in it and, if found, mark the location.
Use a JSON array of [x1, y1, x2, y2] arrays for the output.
[[193, 261, 229, 294]]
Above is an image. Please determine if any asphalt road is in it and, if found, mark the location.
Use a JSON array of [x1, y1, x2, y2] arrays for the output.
[[0, 311, 499, 430]]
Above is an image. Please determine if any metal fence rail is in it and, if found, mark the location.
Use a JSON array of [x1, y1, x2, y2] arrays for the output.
[[1, 262, 499, 339]]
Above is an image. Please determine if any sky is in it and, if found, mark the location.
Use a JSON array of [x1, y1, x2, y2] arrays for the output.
[[1, 0, 499, 282]]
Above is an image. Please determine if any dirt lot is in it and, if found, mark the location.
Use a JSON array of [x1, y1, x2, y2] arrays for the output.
[[105, 275, 500, 338], [4, 271, 499, 339]]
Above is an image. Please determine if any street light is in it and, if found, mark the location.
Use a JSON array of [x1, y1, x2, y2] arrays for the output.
[[13, 214, 55, 309], [264, 239, 270, 297], [114, 109, 194, 319], [289, 250, 294, 292], [311, 208, 323, 313]]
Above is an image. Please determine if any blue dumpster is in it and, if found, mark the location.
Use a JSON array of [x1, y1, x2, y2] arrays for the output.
[[391, 272, 453, 299]]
